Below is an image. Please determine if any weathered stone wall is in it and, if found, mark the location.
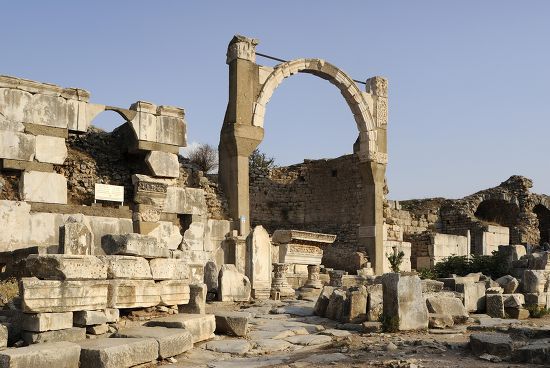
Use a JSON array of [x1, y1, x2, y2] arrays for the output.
[[399, 176, 550, 263], [251, 156, 550, 271], [0, 74, 231, 281], [250, 154, 364, 271]]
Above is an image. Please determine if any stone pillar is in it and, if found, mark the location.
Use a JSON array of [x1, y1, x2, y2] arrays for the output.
[[219, 35, 263, 235], [304, 265, 323, 289], [354, 76, 389, 276], [245, 226, 272, 299], [381, 273, 428, 331], [329, 270, 345, 287], [271, 263, 294, 298]]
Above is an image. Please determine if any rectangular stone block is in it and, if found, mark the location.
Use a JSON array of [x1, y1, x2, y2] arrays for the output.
[[145, 314, 215, 343], [105, 308, 120, 323], [179, 283, 206, 314], [0, 341, 80, 368], [23, 122, 68, 138], [158, 280, 190, 306], [102, 233, 169, 259], [0, 130, 35, 161], [0, 324, 6, 350], [98, 255, 152, 279], [150, 221, 183, 250], [61, 222, 93, 255], [20, 277, 109, 313], [245, 225, 272, 299], [203, 219, 231, 252], [73, 310, 108, 326], [78, 337, 158, 368], [156, 114, 186, 146], [524, 292, 550, 307], [145, 151, 179, 178], [163, 187, 206, 215], [486, 294, 505, 318], [183, 222, 205, 252], [0, 200, 31, 252], [86, 324, 108, 335], [19, 171, 67, 204], [1, 158, 53, 172], [86, 216, 134, 254], [107, 280, 160, 309], [29, 212, 63, 248], [456, 281, 486, 312], [382, 273, 428, 331], [22, 312, 73, 332], [25, 255, 107, 280], [522, 270, 548, 294], [114, 326, 193, 359], [22, 327, 86, 345], [149, 258, 189, 280], [35, 135, 67, 164]]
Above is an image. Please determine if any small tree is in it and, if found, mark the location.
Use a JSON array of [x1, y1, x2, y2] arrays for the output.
[[386, 247, 405, 273], [186, 143, 218, 173], [249, 148, 276, 172]]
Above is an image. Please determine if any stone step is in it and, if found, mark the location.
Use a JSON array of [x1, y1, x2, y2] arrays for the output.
[[77, 337, 157, 368], [145, 313, 215, 343], [0, 341, 80, 368], [114, 326, 193, 359], [22, 326, 86, 345]]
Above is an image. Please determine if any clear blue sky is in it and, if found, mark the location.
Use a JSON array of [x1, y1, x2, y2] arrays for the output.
[[3, 1, 549, 200]]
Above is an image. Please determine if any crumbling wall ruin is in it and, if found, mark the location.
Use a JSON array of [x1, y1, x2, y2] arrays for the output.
[[0, 75, 231, 278], [250, 152, 550, 272], [250, 154, 369, 272]]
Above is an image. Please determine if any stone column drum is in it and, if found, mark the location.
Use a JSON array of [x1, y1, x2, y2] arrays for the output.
[[271, 263, 294, 298], [329, 270, 345, 287], [303, 265, 323, 289]]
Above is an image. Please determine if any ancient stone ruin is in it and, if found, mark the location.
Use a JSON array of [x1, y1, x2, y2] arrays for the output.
[[0, 35, 549, 367]]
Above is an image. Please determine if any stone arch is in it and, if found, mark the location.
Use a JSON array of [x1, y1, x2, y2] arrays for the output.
[[474, 198, 520, 228], [219, 35, 388, 274], [251, 58, 378, 156]]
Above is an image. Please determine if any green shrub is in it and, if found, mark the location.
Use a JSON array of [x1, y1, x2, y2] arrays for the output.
[[418, 267, 437, 280], [386, 250, 405, 273], [526, 304, 550, 318], [378, 313, 399, 332], [426, 251, 509, 279]]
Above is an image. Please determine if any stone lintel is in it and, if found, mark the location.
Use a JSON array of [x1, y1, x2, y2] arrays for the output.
[[271, 229, 337, 245], [1, 159, 53, 172], [132, 140, 180, 154], [23, 123, 68, 138]]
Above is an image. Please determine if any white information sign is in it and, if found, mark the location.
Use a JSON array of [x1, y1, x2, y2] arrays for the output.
[[94, 183, 124, 204]]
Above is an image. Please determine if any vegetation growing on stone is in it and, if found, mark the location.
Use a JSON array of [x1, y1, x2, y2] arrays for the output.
[[386, 249, 405, 273]]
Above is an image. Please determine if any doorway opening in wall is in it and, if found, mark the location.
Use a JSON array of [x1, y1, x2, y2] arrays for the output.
[[533, 204, 550, 245]]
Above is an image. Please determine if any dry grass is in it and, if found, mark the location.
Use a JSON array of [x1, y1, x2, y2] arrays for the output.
[[0, 278, 19, 305]]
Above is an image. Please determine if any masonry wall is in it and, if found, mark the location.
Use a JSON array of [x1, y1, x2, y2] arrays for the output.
[[0, 75, 231, 280], [250, 154, 364, 271]]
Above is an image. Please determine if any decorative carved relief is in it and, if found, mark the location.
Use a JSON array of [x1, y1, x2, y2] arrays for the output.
[[376, 98, 388, 127], [226, 35, 259, 64], [366, 76, 388, 97]]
